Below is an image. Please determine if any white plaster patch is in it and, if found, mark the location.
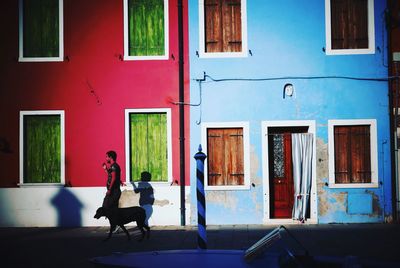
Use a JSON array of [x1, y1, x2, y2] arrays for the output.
[[315, 138, 347, 217], [318, 190, 347, 216], [154, 199, 170, 206], [206, 191, 238, 210], [316, 137, 328, 180], [250, 144, 259, 183], [119, 190, 139, 207]]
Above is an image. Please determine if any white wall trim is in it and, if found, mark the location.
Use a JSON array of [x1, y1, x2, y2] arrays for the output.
[[18, 0, 64, 62], [123, 0, 169, 61], [0, 186, 190, 227], [325, 0, 375, 55], [198, 0, 248, 58], [328, 119, 379, 188], [261, 120, 317, 223], [19, 110, 65, 186], [200, 121, 251, 190], [124, 108, 173, 184]]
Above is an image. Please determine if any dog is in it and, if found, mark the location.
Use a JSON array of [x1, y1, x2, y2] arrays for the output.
[[94, 206, 150, 241]]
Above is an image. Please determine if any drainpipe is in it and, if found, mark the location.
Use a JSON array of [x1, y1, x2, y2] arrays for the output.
[[394, 62, 400, 222], [387, 0, 399, 222], [392, 59, 400, 222], [178, 0, 186, 226]]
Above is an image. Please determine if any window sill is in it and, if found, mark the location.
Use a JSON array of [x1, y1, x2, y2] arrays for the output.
[[325, 48, 375, 55], [18, 183, 65, 188], [199, 51, 248, 59], [328, 182, 379, 189], [123, 55, 169, 61], [205, 185, 250, 191], [18, 57, 64, 62], [123, 181, 174, 189]]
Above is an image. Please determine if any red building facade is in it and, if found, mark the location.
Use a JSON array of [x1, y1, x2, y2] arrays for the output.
[[0, 0, 190, 227]]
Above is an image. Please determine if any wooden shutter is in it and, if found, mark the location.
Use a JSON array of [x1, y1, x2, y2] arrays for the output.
[[207, 128, 224, 185], [207, 128, 244, 186], [226, 128, 244, 185], [24, 115, 61, 183], [330, 0, 368, 49], [334, 126, 351, 183], [334, 125, 371, 184], [130, 113, 168, 182], [23, 0, 59, 57], [350, 126, 371, 183], [204, 0, 242, 53], [205, 0, 222, 52], [222, 0, 242, 52], [128, 0, 165, 56]]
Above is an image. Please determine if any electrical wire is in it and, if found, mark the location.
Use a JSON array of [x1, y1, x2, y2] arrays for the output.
[[169, 79, 203, 124], [202, 74, 396, 83], [170, 72, 399, 124]]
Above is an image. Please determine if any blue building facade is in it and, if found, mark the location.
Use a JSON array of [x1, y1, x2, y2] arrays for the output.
[[188, 0, 393, 224]]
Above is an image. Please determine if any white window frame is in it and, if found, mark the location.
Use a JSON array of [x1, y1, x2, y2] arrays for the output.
[[201, 121, 250, 190], [125, 108, 173, 184], [123, 0, 169, 61], [18, 0, 64, 62], [19, 110, 65, 186], [325, 0, 375, 55], [328, 119, 379, 188], [198, 0, 248, 58]]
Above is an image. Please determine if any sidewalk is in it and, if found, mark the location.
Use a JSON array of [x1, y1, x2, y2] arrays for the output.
[[1, 223, 399, 267]]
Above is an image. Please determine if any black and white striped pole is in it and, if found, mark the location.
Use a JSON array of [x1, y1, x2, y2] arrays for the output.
[[194, 144, 207, 249]]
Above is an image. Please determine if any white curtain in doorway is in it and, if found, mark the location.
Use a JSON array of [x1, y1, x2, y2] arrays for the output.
[[291, 133, 313, 221]]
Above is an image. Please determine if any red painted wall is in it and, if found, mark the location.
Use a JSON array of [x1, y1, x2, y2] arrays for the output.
[[0, 0, 190, 187]]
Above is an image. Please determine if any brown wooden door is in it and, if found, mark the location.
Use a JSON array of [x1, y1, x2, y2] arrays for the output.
[[269, 133, 294, 218]]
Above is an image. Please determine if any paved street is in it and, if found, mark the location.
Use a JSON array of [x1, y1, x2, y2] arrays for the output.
[[1, 223, 400, 267]]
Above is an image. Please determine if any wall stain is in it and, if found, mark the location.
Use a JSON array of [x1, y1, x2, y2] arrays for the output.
[[118, 189, 170, 207], [205, 145, 261, 212], [316, 137, 328, 180], [250, 145, 262, 213], [119, 190, 139, 207], [154, 199, 170, 207], [318, 189, 348, 216], [316, 138, 347, 216], [315, 138, 383, 220], [250, 183, 262, 213], [365, 190, 382, 217], [250, 144, 260, 186], [206, 191, 238, 210]]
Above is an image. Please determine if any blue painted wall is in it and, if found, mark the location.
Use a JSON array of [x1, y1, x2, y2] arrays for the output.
[[189, 0, 392, 224]]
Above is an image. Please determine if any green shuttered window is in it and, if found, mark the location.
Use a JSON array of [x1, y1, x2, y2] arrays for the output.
[[129, 113, 168, 182], [23, 115, 61, 183], [19, 0, 63, 60], [127, 0, 166, 57]]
